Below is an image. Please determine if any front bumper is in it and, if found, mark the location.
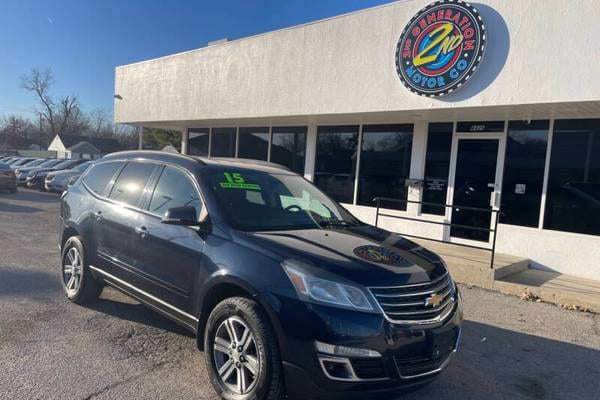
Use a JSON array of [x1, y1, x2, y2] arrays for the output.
[[26, 176, 45, 188], [271, 290, 463, 400], [45, 178, 67, 192]]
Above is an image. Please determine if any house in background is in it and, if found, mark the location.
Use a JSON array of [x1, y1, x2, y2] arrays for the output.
[[67, 141, 101, 159], [48, 134, 121, 159]]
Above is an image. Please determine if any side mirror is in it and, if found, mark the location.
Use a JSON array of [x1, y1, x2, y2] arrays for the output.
[[161, 206, 199, 226]]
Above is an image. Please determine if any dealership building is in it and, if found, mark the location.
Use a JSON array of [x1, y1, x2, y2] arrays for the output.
[[114, 0, 600, 281]]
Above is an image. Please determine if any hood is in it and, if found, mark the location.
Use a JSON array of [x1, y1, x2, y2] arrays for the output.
[[47, 170, 79, 179], [241, 225, 447, 287]]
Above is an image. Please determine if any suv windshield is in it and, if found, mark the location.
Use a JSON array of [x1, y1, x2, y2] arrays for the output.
[[209, 169, 362, 231]]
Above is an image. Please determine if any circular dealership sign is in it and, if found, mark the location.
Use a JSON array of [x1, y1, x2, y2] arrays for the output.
[[395, 0, 486, 97]]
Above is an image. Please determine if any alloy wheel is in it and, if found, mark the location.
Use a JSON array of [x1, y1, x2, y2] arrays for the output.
[[62, 247, 83, 296], [213, 316, 260, 395]]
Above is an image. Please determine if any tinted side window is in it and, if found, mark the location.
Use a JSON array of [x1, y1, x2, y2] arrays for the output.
[[83, 162, 123, 196], [148, 166, 202, 218], [109, 162, 156, 207]]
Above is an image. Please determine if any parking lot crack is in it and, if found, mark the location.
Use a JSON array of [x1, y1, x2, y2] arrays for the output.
[[81, 361, 169, 400]]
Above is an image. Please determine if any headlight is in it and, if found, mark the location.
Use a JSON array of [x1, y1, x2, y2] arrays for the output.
[[282, 259, 376, 312]]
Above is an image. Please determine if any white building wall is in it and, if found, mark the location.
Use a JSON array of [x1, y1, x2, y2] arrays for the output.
[[115, 0, 600, 124]]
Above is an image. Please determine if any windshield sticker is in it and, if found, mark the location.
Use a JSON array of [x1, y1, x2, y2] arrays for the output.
[[353, 245, 410, 267], [219, 172, 261, 190]]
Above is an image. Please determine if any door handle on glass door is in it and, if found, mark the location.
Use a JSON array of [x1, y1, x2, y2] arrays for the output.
[[135, 226, 148, 238], [490, 192, 501, 209]]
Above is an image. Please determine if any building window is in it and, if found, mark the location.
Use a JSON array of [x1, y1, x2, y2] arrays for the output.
[[210, 128, 236, 157], [238, 127, 269, 161], [357, 124, 414, 210], [188, 128, 209, 156], [315, 126, 359, 204], [270, 126, 307, 174], [500, 120, 549, 227], [422, 123, 453, 215], [544, 119, 600, 236]]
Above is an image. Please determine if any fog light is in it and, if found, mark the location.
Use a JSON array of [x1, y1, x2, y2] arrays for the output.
[[315, 341, 381, 358]]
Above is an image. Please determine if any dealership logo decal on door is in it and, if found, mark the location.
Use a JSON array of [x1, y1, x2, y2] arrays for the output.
[[395, 0, 486, 97]]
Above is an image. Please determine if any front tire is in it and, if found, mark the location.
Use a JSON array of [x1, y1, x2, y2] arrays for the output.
[[204, 297, 285, 400], [61, 236, 102, 304]]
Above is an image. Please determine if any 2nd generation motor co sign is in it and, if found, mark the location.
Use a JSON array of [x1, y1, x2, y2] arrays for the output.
[[395, 0, 486, 97]]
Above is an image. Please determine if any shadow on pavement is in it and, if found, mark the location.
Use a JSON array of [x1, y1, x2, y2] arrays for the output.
[[0, 200, 44, 213], [0, 267, 60, 296], [85, 297, 194, 338], [404, 320, 600, 400], [9, 189, 60, 203]]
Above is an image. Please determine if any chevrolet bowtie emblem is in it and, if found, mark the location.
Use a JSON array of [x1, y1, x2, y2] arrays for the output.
[[425, 293, 443, 307]]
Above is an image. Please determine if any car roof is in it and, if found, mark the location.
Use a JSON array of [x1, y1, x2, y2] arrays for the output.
[[101, 150, 294, 175]]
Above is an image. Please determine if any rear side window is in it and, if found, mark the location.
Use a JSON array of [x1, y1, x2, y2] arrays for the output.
[[109, 162, 156, 207], [148, 166, 202, 217], [83, 162, 122, 195]]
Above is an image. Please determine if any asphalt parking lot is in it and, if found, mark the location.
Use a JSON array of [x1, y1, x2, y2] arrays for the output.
[[1, 189, 599, 400]]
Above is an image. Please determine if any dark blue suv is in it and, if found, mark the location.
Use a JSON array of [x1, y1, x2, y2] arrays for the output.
[[58, 151, 462, 400]]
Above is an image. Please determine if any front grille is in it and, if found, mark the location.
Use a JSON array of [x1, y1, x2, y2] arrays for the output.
[[395, 353, 451, 378], [369, 274, 455, 324], [351, 358, 387, 380]]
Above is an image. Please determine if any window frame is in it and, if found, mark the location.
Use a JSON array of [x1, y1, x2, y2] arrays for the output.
[[107, 160, 162, 209], [143, 163, 207, 222], [81, 160, 126, 198]]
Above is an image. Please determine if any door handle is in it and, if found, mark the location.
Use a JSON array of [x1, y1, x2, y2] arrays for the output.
[[135, 226, 148, 238], [94, 211, 103, 222]]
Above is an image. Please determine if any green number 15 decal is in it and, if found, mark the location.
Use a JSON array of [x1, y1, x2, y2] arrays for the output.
[[219, 172, 261, 190]]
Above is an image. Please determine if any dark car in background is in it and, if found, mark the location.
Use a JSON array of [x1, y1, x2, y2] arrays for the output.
[[16, 159, 62, 185], [0, 162, 17, 193], [58, 151, 462, 400], [8, 157, 37, 168], [45, 161, 93, 193], [27, 159, 86, 189]]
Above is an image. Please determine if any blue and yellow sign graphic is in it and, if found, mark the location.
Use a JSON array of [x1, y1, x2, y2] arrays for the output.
[[395, 0, 486, 97]]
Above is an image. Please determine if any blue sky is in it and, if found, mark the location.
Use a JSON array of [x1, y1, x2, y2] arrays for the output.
[[0, 0, 395, 120]]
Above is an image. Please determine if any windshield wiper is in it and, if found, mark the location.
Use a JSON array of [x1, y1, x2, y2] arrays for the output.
[[318, 220, 355, 229]]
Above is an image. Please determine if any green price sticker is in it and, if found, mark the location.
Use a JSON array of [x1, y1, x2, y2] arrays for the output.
[[219, 172, 261, 190]]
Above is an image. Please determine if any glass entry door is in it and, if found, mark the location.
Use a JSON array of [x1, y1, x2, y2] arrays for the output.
[[450, 138, 500, 242]]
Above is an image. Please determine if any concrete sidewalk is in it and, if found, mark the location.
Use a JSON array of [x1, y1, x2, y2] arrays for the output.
[[413, 238, 600, 314]]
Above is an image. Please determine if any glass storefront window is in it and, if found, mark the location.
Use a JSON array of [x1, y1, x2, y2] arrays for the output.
[[357, 124, 413, 210], [544, 119, 600, 236], [188, 128, 209, 156], [314, 126, 359, 204], [500, 120, 549, 227], [210, 128, 237, 157], [238, 127, 269, 161], [422, 123, 453, 215], [270, 126, 307, 174]]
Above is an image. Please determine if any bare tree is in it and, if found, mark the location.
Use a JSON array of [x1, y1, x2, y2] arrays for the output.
[[88, 108, 111, 137], [20, 68, 88, 144]]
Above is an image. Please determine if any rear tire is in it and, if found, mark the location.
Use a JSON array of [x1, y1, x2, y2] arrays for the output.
[[204, 297, 285, 400], [61, 236, 102, 304]]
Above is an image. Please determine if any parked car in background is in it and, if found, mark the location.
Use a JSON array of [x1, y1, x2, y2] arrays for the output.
[[27, 159, 87, 189], [15, 158, 47, 170], [6, 157, 25, 165], [16, 159, 62, 185], [45, 161, 93, 193], [8, 157, 37, 168], [0, 162, 17, 193]]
